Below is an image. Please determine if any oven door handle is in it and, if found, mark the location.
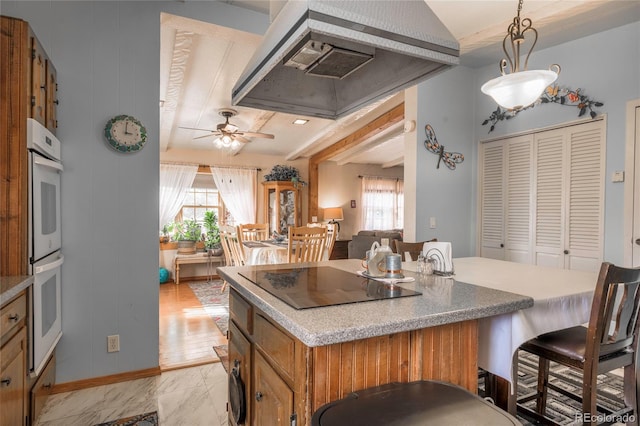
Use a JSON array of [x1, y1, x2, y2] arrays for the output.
[[34, 255, 64, 274], [34, 155, 64, 172]]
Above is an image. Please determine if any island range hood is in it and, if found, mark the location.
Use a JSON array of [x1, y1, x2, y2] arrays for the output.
[[232, 0, 460, 120]]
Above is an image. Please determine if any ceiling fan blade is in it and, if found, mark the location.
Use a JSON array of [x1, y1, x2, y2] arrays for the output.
[[237, 131, 275, 139], [193, 132, 220, 140], [178, 126, 217, 132], [233, 135, 251, 144]]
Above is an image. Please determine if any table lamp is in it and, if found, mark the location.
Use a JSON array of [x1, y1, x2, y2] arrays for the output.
[[324, 207, 344, 238]]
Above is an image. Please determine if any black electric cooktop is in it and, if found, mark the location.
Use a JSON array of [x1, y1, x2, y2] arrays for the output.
[[239, 266, 421, 310]]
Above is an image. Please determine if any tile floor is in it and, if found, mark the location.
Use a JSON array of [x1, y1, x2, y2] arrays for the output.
[[35, 362, 228, 426]]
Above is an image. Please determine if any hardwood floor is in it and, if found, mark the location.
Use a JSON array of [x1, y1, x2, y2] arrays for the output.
[[159, 279, 227, 371]]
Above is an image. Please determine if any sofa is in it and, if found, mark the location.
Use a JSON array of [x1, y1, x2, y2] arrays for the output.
[[347, 230, 403, 259]]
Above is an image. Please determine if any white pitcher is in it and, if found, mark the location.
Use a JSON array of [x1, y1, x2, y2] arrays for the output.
[[366, 238, 393, 277]]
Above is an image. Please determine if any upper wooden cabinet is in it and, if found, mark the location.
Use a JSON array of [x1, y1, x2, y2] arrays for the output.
[[262, 181, 302, 236], [28, 22, 57, 133], [1, 16, 58, 275]]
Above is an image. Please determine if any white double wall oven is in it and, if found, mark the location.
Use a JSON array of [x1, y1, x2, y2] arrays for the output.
[[27, 118, 63, 376]]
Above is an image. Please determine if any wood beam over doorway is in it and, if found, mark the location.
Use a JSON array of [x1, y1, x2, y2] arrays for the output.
[[308, 103, 404, 219]]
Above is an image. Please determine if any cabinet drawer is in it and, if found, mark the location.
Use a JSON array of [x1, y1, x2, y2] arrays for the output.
[[230, 289, 253, 335], [254, 314, 295, 382], [32, 352, 56, 424], [1, 292, 27, 343]]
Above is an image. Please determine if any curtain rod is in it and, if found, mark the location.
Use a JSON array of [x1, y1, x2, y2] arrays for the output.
[[200, 164, 261, 171], [358, 174, 402, 181]]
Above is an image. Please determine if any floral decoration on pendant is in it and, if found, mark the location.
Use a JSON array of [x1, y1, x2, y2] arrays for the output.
[[424, 124, 464, 170], [482, 85, 604, 133]]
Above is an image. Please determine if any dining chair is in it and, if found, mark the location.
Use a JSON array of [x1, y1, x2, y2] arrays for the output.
[[306, 223, 337, 260], [395, 238, 437, 261], [287, 225, 327, 263], [516, 262, 640, 425], [219, 225, 246, 292], [238, 223, 269, 243]]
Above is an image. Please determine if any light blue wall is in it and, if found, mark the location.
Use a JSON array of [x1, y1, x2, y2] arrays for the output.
[[412, 66, 477, 257], [413, 21, 640, 264], [1, 1, 269, 384]]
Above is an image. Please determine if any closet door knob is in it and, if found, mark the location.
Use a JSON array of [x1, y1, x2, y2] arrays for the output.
[[563, 249, 569, 255], [635, 238, 640, 246]]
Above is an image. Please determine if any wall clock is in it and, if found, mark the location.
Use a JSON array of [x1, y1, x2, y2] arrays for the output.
[[104, 115, 147, 153]]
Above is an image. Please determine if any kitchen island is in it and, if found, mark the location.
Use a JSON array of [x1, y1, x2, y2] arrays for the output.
[[218, 259, 533, 426]]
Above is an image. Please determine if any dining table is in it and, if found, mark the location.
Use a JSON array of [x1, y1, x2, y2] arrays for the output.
[[403, 257, 598, 414], [242, 240, 288, 265]]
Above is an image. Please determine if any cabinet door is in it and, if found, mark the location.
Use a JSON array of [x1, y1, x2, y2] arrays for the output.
[[253, 351, 294, 426], [45, 59, 57, 133], [228, 321, 251, 426], [30, 33, 47, 126], [1, 328, 27, 426]]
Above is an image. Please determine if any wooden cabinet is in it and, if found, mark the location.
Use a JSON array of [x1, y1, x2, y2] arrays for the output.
[[31, 353, 55, 423], [228, 288, 478, 425], [229, 289, 306, 426], [1, 291, 28, 426], [262, 181, 301, 236], [1, 15, 58, 276], [329, 239, 350, 260], [27, 20, 57, 133], [253, 351, 294, 426]]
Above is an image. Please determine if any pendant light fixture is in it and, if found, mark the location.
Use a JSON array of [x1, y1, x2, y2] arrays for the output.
[[481, 0, 560, 110]]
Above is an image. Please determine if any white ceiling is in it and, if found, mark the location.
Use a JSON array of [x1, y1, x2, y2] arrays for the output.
[[160, 0, 640, 165]]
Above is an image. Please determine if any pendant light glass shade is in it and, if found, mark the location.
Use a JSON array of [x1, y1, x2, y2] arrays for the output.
[[481, 0, 560, 110], [481, 69, 558, 110]]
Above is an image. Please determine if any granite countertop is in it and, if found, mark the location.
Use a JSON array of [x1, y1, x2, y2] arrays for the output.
[[1, 275, 33, 306], [218, 259, 533, 347]]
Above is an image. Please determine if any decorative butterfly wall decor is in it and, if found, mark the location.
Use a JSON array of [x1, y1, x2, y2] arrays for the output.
[[424, 124, 464, 170]]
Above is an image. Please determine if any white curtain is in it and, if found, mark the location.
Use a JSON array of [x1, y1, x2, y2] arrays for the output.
[[159, 163, 198, 230], [361, 176, 404, 230], [210, 167, 257, 224]]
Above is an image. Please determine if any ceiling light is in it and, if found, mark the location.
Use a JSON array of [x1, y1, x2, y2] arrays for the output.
[[481, 0, 560, 110], [292, 119, 308, 125]]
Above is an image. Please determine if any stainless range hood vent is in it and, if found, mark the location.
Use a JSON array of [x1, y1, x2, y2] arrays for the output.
[[233, 0, 459, 120], [284, 39, 374, 79]]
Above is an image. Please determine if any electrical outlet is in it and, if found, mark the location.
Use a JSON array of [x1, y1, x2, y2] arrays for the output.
[[429, 217, 436, 229], [107, 335, 120, 352]]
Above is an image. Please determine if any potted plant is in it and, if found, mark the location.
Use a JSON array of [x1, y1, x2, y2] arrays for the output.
[[203, 211, 223, 256], [172, 219, 202, 254]]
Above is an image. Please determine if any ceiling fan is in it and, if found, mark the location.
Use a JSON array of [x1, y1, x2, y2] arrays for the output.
[[180, 108, 274, 146]]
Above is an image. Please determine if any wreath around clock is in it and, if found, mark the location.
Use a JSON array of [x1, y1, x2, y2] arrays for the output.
[[104, 114, 147, 153]]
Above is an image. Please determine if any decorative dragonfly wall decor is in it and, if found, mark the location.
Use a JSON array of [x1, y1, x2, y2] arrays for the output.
[[424, 124, 464, 170]]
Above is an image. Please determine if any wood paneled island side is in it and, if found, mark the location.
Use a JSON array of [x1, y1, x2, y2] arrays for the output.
[[218, 259, 533, 426]]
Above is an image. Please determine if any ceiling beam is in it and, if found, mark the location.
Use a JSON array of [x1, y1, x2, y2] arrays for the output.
[[308, 103, 404, 219], [382, 156, 404, 169]]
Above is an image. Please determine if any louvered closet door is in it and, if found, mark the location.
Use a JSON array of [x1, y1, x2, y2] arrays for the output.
[[534, 130, 566, 268], [564, 120, 605, 271], [480, 141, 504, 259], [534, 119, 605, 271], [504, 136, 533, 263]]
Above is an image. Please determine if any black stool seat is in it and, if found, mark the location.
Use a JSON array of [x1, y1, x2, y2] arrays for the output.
[[312, 380, 521, 426]]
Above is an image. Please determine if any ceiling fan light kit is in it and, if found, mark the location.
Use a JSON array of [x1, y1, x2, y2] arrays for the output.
[[179, 108, 274, 151], [481, 0, 560, 110]]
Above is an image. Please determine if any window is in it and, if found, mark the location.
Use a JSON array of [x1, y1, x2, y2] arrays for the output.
[[361, 177, 404, 230], [177, 187, 221, 227]]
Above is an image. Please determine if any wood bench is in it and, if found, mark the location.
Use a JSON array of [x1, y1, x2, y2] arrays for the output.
[[173, 252, 224, 284]]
